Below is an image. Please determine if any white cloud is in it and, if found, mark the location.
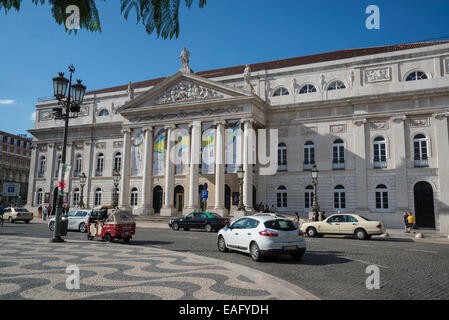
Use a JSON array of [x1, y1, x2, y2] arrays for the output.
[[30, 111, 36, 121], [0, 99, 15, 105]]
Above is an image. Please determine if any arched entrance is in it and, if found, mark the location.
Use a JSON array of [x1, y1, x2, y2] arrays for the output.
[[225, 185, 231, 213], [153, 186, 163, 214], [174, 185, 184, 214], [413, 181, 435, 228]]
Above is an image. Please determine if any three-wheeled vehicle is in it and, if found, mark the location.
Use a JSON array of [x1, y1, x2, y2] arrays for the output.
[[87, 205, 136, 243]]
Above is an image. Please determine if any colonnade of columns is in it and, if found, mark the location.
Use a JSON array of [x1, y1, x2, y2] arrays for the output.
[[119, 119, 256, 216]]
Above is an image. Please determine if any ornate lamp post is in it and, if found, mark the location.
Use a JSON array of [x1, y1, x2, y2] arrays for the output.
[[78, 172, 87, 209], [311, 165, 320, 221], [51, 65, 86, 242], [113, 170, 121, 209], [237, 165, 245, 211]]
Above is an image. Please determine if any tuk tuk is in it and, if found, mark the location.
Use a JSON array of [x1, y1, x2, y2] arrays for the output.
[[87, 206, 136, 243]]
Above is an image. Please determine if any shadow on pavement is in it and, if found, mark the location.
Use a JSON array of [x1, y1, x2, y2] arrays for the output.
[[130, 240, 174, 246]]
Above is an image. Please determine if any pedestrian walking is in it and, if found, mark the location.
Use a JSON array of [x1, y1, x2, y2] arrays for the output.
[[47, 204, 52, 216], [294, 212, 300, 228], [407, 212, 416, 233], [43, 206, 48, 221], [403, 211, 410, 233], [37, 205, 43, 219], [270, 205, 275, 213]]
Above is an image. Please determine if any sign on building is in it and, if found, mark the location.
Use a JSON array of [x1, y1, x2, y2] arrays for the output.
[[2, 183, 21, 197]]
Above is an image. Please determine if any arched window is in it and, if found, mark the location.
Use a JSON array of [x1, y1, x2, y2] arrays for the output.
[[114, 152, 122, 172], [278, 143, 287, 170], [37, 188, 43, 205], [272, 87, 290, 97], [304, 185, 313, 209], [375, 184, 388, 210], [405, 71, 428, 82], [75, 154, 82, 176], [304, 141, 315, 170], [39, 156, 46, 176], [327, 81, 346, 91], [332, 139, 345, 169], [373, 136, 387, 169], [413, 134, 429, 167], [55, 155, 62, 177], [96, 153, 104, 176], [98, 109, 109, 116], [299, 84, 317, 94], [95, 188, 102, 206], [73, 188, 80, 207], [277, 186, 288, 208], [130, 187, 138, 207], [334, 185, 346, 209]]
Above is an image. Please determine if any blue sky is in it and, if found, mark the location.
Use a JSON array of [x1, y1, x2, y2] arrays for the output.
[[0, 0, 449, 135]]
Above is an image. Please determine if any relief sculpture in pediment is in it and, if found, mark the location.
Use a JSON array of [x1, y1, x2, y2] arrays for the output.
[[154, 81, 223, 104]]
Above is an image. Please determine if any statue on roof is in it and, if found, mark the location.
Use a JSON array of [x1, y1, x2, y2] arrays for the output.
[[127, 81, 135, 100], [244, 64, 251, 85], [179, 47, 191, 72]]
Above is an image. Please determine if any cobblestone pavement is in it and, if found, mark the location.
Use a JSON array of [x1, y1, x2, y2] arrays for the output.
[[0, 234, 316, 300]]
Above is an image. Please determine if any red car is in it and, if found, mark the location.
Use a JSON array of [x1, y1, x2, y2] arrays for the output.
[[87, 206, 136, 243]]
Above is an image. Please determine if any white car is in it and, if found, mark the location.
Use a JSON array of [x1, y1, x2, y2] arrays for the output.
[[3, 207, 33, 223], [217, 214, 306, 261], [48, 210, 89, 233]]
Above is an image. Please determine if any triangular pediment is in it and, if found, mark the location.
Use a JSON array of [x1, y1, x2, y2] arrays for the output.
[[119, 71, 254, 113]]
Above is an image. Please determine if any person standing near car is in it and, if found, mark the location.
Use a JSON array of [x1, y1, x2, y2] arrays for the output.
[[43, 206, 48, 221], [407, 212, 416, 233], [37, 205, 43, 219], [294, 212, 300, 228], [403, 211, 410, 233]]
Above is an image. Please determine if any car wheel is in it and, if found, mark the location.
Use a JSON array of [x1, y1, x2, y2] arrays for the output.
[[123, 238, 130, 243], [25, 220, 30, 224], [79, 222, 87, 233], [8, 217, 14, 224], [306, 227, 318, 238], [104, 234, 112, 242], [217, 236, 228, 252], [183, 228, 190, 231], [250, 242, 263, 262], [291, 250, 305, 261], [49, 221, 55, 231], [87, 235, 94, 240], [354, 228, 368, 240], [172, 222, 180, 231], [205, 224, 213, 232]]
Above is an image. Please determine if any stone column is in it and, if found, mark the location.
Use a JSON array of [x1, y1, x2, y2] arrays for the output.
[[26, 144, 38, 208], [214, 120, 226, 216], [242, 119, 255, 212], [65, 143, 73, 205], [45, 144, 55, 194], [140, 127, 154, 215], [188, 121, 201, 210], [392, 115, 409, 213], [119, 129, 131, 209], [353, 119, 369, 214], [161, 124, 177, 216], [434, 112, 449, 232]]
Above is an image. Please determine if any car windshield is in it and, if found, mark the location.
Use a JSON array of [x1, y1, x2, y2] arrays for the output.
[[358, 216, 371, 221], [14, 209, 28, 212], [264, 219, 297, 231], [208, 213, 222, 218]]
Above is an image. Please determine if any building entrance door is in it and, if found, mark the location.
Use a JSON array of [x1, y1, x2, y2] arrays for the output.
[[153, 186, 163, 214], [174, 185, 184, 214], [413, 181, 435, 228]]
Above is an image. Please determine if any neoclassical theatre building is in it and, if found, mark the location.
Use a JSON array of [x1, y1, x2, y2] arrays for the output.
[[27, 41, 449, 231]]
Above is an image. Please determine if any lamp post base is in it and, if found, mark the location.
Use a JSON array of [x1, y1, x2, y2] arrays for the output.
[[50, 236, 65, 243]]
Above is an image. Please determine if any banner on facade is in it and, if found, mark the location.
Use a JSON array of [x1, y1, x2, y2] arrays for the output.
[[131, 128, 144, 176], [175, 125, 189, 175], [226, 121, 242, 173], [57, 164, 71, 196], [153, 128, 165, 176], [201, 123, 215, 174]]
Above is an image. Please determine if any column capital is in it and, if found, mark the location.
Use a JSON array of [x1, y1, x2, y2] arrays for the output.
[[164, 124, 177, 130], [353, 118, 367, 126], [214, 120, 227, 127], [433, 111, 449, 120], [143, 126, 154, 133], [121, 128, 132, 134], [391, 115, 407, 123], [241, 118, 256, 125]]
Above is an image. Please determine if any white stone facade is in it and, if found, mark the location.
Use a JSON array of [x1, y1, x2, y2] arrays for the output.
[[28, 42, 449, 231]]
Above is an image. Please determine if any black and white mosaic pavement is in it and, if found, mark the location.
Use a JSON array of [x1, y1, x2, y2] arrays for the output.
[[0, 235, 309, 300]]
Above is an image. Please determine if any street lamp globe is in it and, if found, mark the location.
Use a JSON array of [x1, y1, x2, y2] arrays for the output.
[[71, 79, 87, 105], [311, 165, 319, 180], [79, 172, 87, 185], [237, 165, 244, 181], [52, 72, 69, 100], [113, 170, 121, 184]]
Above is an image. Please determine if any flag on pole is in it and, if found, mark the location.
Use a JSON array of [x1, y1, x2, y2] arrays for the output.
[[58, 164, 71, 196]]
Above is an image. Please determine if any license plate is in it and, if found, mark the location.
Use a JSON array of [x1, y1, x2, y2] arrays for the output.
[[283, 245, 298, 250]]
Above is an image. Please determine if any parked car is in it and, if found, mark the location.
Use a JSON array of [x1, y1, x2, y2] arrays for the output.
[[3, 207, 33, 223], [48, 210, 90, 233], [169, 211, 229, 232], [217, 215, 306, 261], [301, 213, 386, 240]]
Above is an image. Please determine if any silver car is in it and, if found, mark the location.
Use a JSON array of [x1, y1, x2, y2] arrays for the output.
[[3, 207, 33, 223], [48, 210, 89, 233]]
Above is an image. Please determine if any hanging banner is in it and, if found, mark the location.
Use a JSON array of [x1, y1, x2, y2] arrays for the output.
[[131, 129, 145, 176], [201, 123, 215, 174], [175, 126, 189, 175], [57, 164, 71, 196], [153, 128, 165, 176], [225, 121, 242, 173]]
